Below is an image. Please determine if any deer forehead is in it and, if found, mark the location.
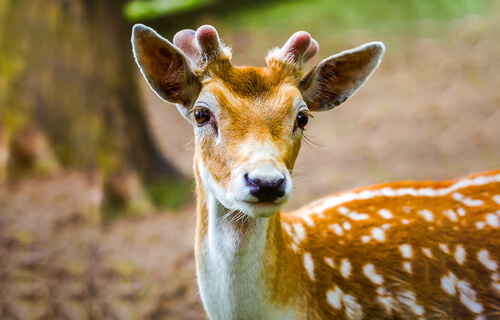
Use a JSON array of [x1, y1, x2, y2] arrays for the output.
[[199, 68, 305, 138]]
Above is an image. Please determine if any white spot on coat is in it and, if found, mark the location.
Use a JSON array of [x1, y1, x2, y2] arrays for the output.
[[343, 294, 363, 320], [403, 262, 412, 273], [330, 223, 343, 236], [378, 209, 393, 219], [492, 273, 500, 282], [486, 214, 499, 228], [282, 223, 293, 236], [477, 249, 498, 271], [327, 286, 343, 309], [493, 195, 500, 205], [462, 197, 484, 207], [443, 209, 458, 222], [453, 192, 485, 207], [371, 228, 385, 242], [441, 272, 457, 295], [343, 221, 352, 230], [476, 222, 486, 229], [397, 291, 425, 316], [422, 248, 433, 258], [453, 192, 464, 201], [492, 282, 500, 295], [363, 264, 384, 285], [376, 287, 395, 314], [304, 253, 315, 280], [457, 208, 466, 216], [348, 211, 369, 221], [325, 257, 335, 268], [455, 245, 466, 265], [439, 243, 450, 254], [362, 235, 371, 243], [402, 219, 410, 224], [302, 215, 315, 227], [458, 280, 484, 313], [419, 209, 434, 222], [338, 206, 349, 215], [340, 259, 352, 279], [399, 244, 412, 258], [293, 223, 306, 241], [381, 223, 391, 230]]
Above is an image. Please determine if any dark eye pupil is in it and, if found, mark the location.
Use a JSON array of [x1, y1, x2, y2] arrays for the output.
[[194, 108, 210, 125], [297, 112, 309, 129]]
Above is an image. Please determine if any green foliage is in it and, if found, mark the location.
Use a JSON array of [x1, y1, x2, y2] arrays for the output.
[[216, 0, 491, 36], [124, 0, 213, 21], [146, 179, 195, 210], [124, 0, 491, 35], [100, 178, 193, 220]]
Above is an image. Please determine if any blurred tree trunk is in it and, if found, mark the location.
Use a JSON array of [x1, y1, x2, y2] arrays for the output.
[[0, 0, 182, 185]]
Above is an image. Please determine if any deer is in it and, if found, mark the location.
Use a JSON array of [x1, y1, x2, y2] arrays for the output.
[[132, 24, 500, 320]]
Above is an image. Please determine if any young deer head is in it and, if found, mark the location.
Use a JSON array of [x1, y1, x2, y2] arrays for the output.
[[133, 25, 500, 320], [132, 24, 384, 219]]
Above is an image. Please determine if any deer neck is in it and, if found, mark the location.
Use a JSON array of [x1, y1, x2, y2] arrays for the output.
[[193, 161, 297, 319]]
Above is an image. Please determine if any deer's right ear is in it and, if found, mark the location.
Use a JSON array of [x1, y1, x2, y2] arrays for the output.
[[132, 24, 201, 109]]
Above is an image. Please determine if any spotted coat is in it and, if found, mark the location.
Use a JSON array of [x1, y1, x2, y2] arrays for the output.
[[280, 170, 500, 319]]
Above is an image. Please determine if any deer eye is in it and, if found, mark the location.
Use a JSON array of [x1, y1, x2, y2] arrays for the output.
[[297, 111, 309, 129], [194, 108, 210, 126]]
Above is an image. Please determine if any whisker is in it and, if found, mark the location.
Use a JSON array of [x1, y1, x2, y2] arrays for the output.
[[303, 133, 322, 149], [229, 211, 243, 224], [183, 131, 195, 150], [232, 212, 247, 224], [221, 209, 236, 221], [183, 138, 194, 149]]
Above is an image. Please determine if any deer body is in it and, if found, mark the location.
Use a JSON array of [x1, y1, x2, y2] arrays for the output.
[[195, 166, 500, 319], [132, 24, 500, 319]]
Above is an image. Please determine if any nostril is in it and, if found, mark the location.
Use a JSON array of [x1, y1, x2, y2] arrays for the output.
[[244, 173, 260, 187], [244, 173, 287, 203], [274, 177, 285, 188]]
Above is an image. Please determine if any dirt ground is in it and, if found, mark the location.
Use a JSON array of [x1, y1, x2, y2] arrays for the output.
[[1, 15, 500, 320]]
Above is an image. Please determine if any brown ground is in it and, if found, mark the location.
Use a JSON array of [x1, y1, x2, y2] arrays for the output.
[[1, 15, 500, 320]]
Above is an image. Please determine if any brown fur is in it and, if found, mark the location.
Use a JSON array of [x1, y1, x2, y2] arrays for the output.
[[132, 24, 500, 319], [270, 169, 500, 319]]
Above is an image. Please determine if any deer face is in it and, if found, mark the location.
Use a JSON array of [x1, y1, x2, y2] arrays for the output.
[[132, 25, 384, 218], [192, 70, 306, 217]]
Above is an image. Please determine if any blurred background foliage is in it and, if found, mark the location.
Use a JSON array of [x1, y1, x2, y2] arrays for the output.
[[0, 0, 494, 213], [125, 0, 490, 34], [0, 0, 499, 318], [0, 0, 185, 215]]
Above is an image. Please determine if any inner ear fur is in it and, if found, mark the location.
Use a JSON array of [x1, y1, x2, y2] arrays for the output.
[[132, 24, 201, 107], [300, 42, 385, 111]]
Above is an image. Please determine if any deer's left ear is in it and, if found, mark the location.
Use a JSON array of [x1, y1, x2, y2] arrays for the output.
[[300, 42, 385, 111]]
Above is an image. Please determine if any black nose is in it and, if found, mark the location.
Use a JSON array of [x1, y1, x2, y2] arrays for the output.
[[244, 173, 286, 203]]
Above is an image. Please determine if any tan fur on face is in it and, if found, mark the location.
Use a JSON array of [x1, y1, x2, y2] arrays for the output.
[[194, 64, 304, 187]]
